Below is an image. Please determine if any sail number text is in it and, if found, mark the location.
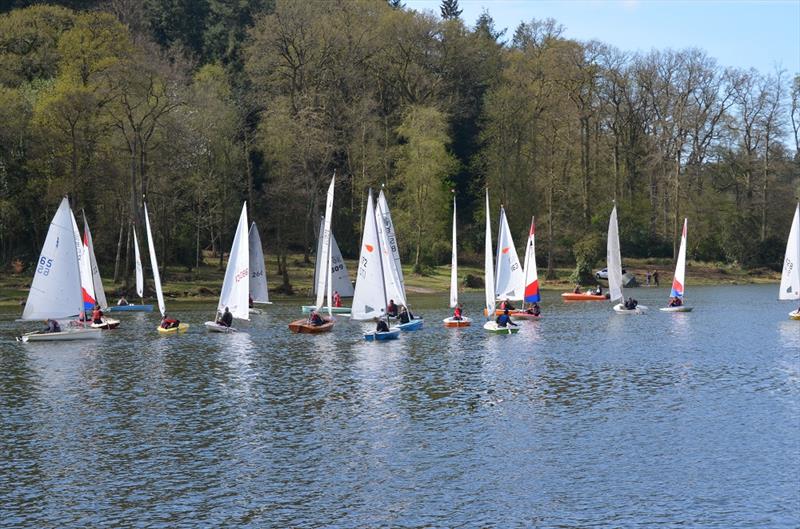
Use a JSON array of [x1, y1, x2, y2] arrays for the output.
[[37, 256, 54, 276]]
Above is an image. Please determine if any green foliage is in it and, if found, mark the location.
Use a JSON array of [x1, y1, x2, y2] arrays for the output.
[[440, 0, 462, 20], [570, 232, 603, 285]]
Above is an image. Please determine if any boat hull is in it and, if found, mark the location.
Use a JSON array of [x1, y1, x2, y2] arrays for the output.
[[90, 318, 120, 330], [288, 318, 334, 334], [483, 321, 520, 334], [561, 293, 608, 301], [157, 323, 190, 334], [660, 306, 693, 313], [204, 321, 237, 333], [20, 327, 102, 342], [108, 304, 153, 312], [363, 328, 401, 341], [301, 305, 351, 315], [443, 316, 472, 327], [398, 318, 423, 331], [789, 310, 800, 320], [483, 309, 541, 320], [613, 303, 649, 314]]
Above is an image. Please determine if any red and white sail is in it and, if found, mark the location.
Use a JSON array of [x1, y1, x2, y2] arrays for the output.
[[522, 217, 540, 303], [670, 218, 688, 300]]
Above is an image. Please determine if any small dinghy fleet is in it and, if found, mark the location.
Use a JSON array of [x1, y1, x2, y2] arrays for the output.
[[15, 194, 799, 343]]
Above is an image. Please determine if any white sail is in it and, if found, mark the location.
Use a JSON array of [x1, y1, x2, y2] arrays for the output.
[[779, 203, 800, 300], [83, 216, 108, 309], [313, 217, 354, 298], [351, 192, 386, 320], [70, 210, 96, 312], [375, 193, 406, 307], [607, 205, 624, 303], [133, 227, 144, 298], [315, 176, 336, 311], [22, 198, 84, 320], [522, 217, 541, 303], [670, 218, 688, 301], [494, 207, 525, 301], [217, 202, 250, 320], [377, 190, 405, 290], [450, 196, 458, 308], [484, 190, 495, 319], [143, 202, 166, 317], [248, 222, 269, 303]]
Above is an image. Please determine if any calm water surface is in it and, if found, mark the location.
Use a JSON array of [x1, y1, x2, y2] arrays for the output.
[[0, 285, 798, 528]]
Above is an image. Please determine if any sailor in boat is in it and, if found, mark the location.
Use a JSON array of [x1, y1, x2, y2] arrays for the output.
[[376, 318, 390, 333], [91, 305, 105, 325], [524, 302, 541, 316], [216, 307, 233, 327], [573, 284, 582, 294], [496, 308, 518, 328], [308, 310, 325, 326], [333, 290, 342, 308], [44, 319, 61, 333], [387, 299, 398, 318], [500, 299, 516, 311], [624, 297, 639, 310], [248, 295, 254, 309], [453, 304, 464, 321], [117, 296, 129, 306], [160, 314, 180, 329], [668, 297, 683, 307], [594, 285, 603, 296], [398, 306, 411, 324]]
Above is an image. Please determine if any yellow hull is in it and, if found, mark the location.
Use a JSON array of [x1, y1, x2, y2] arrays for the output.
[[157, 323, 190, 334]]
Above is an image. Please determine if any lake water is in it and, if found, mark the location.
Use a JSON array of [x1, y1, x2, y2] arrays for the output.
[[0, 284, 798, 528]]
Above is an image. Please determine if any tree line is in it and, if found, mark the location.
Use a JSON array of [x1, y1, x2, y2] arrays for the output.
[[1, 0, 798, 293]]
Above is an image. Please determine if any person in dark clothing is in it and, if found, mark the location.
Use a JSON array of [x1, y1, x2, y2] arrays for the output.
[[398, 306, 410, 324], [653, 271, 659, 286], [44, 319, 61, 333], [218, 307, 233, 327], [309, 310, 325, 325], [624, 297, 638, 310], [376, 319, 390, 332], [531, 303, 541, 316], [496, 309, 518, 328], [387, 299, 398, 317]]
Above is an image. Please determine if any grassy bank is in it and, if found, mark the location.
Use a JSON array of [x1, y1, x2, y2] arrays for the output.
[[0, 255, 780, 308]]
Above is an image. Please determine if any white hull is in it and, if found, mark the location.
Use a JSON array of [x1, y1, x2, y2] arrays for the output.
[[20, 328, 102, 342], [90, 317, 120, 329], [204, 321, 237, 333], [660, 306, 693, 313], [483, 320, 519, 333], [613, 303, 649, 314]]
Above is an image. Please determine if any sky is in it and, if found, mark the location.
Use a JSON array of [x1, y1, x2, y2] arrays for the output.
[[405, 0, 800, 75]]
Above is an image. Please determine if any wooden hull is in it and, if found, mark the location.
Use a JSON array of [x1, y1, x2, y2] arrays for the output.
[[660, 306, 693, 312], [561, 293, 608, 301], [20, 327, 102, 342], [363, 328, 401, 341], [90, 318, 120, 330], [443, 316, 472, 327], [204, 321, 237, 333], [301, 305, 351, 314], [398, 318, 423, 331], [613, 303, 649, 314], [108, 304, 153, 312], [483, 309, 541, 320], [483, 321, 520, 334], [288, 318, 334, 334], [157, 323, 189, 334]]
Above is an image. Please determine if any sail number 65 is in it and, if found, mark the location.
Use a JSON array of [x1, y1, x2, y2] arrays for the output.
[[37, 256, 54, 276]]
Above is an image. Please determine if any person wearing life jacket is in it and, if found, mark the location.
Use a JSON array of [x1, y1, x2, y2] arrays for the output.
[[217, 307, 233, 327], [532, 302, 541, 316], [496, 308, 517, 328], [44, 319, 61, 333], [398, 306, 411, 324], [161, 315, 179, 329], [387, 299, 398, 317], [92, 305, 104, 324], [333, 290, 342, 307], [376, 319, 390, 333], [309, 310, 325, 326], [573, 284, 581, 294], [453, 304, 463, 321]]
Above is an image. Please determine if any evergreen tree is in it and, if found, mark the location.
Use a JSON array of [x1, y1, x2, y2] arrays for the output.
[[388, 0, 404, 9], [440, 0, 461, 20]]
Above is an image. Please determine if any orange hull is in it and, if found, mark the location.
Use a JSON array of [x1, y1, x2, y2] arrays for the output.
[[561, 292, 607, 301], [483, 309, 540, 319], [443, 317, 472, 327], [288, 318, 334, 334]]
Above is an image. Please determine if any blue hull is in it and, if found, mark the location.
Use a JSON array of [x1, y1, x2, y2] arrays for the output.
[[398, 318, 423, 331], [108, 304, 154, 312], [364, 329, 401, 341]]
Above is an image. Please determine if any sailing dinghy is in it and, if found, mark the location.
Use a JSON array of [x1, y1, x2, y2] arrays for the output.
[[144, 201, 189, 334], [205, 203, 250, 333], [248, 221, 271, 314], [82, 216, 120, 329], [661, 218, 693, 312], [290, 175, 336, 333], [301, 216, 353, 315], [444, 195, 471, 327], [18, 198, 102, 342], [780, 203, 800, 320], [109, 226, 153, 312], [608, 205, 647, 314], [483, 192, 519, 334]]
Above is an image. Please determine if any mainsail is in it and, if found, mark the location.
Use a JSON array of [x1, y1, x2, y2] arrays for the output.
[[495, 206, 525, 301], [143, 202, 166, 317], [217, 202, 250, 320], [248, 222, 270, 303], [607, 205, 623, 303], [522, 217, 540, 303], [779, 203, 800, 300], [351, 192, 385, 320]]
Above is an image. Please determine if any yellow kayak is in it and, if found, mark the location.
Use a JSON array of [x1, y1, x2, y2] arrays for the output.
[[157, 323, 190, 334]]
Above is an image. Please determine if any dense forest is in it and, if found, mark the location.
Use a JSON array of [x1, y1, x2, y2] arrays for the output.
[[1, 0, 798, 292]]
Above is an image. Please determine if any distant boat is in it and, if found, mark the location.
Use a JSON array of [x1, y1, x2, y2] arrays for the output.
[[354, 189, 400, 341], [205, 203, 250, 333], [483, 191, 518, 334], [444, 195, 471, 328], [18, 198, 102, 342], [248, 221, 271, 314], [301, 212, 353, 315], [290, 175, 336, 334], [145, 201, 189, 334], [608, 204, 647, 314], [780, 203, 800, 320], [494, 205, 525, 303], [109, 226, 153, 312], [82, 215, 120, 329], [661, 218, 693, 313]]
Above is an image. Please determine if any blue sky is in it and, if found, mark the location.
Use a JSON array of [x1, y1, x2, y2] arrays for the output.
[[405, 0, 800, 75]]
